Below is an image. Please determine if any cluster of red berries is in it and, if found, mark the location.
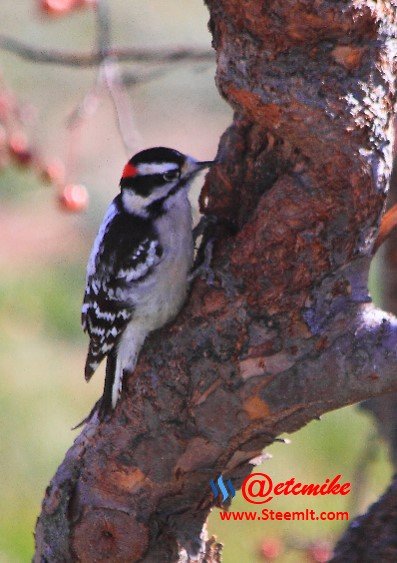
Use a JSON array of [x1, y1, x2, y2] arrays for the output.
[[0, 89, 88, 212], [0, 1, 107, 211]]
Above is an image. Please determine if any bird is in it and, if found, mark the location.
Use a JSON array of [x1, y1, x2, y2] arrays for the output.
[[81, 146, 215, 421]]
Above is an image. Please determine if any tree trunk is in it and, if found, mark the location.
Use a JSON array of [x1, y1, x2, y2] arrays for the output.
[[35, 1, 397, 561]]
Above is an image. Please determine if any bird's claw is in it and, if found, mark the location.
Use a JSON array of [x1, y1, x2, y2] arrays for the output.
[[189, 237, 216, 285]]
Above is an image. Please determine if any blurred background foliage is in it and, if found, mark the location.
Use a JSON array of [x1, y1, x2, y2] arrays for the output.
[[0, 1, 391, 562]]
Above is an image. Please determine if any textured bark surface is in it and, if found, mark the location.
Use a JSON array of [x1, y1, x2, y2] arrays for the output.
[[35, 1, 397, 562]]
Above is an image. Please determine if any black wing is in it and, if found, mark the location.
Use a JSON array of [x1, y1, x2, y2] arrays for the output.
[[82, 202, 162, 380]]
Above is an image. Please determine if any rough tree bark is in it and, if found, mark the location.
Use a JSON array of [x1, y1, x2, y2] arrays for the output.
[[35, 1, 397, 562]]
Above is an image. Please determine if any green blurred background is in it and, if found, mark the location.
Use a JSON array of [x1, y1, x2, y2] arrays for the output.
[[0, 2, 392, 561]]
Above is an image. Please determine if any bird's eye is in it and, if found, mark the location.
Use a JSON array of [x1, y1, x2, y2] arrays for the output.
[[163, 170, 180, 182]]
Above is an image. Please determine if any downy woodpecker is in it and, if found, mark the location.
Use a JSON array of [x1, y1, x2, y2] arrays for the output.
[[81, 147, 214, 420]]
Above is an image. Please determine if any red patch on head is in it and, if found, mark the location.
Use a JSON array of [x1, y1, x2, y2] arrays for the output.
[[122, 162, 138, 179]]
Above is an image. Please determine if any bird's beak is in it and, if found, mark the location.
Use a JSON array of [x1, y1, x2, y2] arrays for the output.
[[196, 160, 216, 169], [183, 158, 216, 176]]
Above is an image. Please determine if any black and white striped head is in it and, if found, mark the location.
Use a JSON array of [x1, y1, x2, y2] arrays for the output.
[[119, 147, 214, 216]]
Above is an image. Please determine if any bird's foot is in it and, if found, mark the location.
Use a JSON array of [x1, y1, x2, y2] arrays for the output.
[[189, 237, 216, 285]]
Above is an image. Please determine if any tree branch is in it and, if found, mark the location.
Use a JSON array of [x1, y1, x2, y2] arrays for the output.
[[0, 35, 213, 67], [100, 58, 141, 152], [0, 2, 213, 155], [93, 1, 139, 152], [34, 1, 397, 561]]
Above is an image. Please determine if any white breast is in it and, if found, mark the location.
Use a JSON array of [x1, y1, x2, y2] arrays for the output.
[[132, 190, 193, 330], [113, 190, 193, 408]]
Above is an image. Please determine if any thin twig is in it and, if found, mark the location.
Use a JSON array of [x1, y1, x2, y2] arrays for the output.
[[0, 35, 213, 67], [122, 67, 171, 87], [93, 0, 139, 152], [0, 3, 212, 157], [95, 0, 111, 57], [66, 80, 102, 128], [100, 57, 141, 153]]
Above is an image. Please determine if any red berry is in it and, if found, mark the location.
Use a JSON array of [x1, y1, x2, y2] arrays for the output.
[[260, 538, 283, 560], [59, 184, 89, 212], [307, 540, 332, 562], [8, 133, 33, 166], [39, 0, 82, 16]]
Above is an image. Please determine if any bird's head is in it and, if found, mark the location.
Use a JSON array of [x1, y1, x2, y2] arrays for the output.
[[119, 147, 214, 216]]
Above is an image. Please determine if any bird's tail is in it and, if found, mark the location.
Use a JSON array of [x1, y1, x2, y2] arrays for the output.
[[98, 350, 117, 420], [72, 351, 117, 429], [84, 343, 104, 382], [73, 329, 146, 430]]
